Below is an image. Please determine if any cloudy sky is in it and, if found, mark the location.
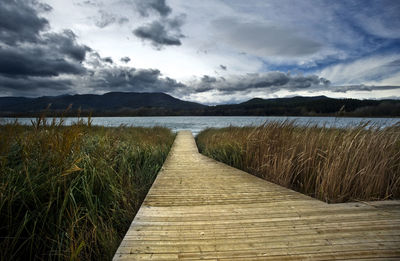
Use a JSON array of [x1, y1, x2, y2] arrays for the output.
[[1, 0, 400, 104]]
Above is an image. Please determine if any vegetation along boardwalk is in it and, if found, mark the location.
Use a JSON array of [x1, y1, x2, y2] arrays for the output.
[[114, 131, 400, 260]]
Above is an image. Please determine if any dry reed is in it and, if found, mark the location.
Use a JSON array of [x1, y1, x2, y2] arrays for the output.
[[196, 121, 400, 203]]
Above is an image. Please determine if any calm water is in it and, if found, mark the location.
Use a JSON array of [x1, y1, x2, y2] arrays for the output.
[[1, 116, 399, 135]]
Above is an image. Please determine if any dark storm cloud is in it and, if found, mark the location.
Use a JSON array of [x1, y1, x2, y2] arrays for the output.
[[0, 48, 85, 77], [332, 85, 400, 93], [188, 73, 400, 96], [32, 0, 53, 12], [192, 75, 217, 92], [0, 75, 73, 92], [133, 16, 185, 48], [103, 57, 113, 64], [88, 67, 185, 93], [0, 28, 89, 78], [190, 72, 330, 94], [136, 0, 172, 17], [131, 0, 185, 49], [85, 51, 118, 68], [0, 0, 90, 64], [133, 21, 181, 46], [0, 0, 185, 96], [0, 0, 49, 44], [120, 56, 131, 63], [85, 51, 110, 68], [0, 0, 91, 96], [43, 30, 90, 62], [201, 75, 217, 84]]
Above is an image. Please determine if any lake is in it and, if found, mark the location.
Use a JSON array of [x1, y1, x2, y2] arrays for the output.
[[2, 116, 399, 135]]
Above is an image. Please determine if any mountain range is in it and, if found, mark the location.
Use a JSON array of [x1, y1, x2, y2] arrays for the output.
[[0, 92, 399, 117]]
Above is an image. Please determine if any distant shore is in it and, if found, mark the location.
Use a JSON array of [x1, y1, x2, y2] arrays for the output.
[[1, 111, 400, 118], [1, 93, 400, 118]]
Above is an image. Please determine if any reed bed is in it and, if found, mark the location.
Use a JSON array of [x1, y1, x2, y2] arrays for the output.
[[0, 118, 175, 260], [196, 121, 400, 203]]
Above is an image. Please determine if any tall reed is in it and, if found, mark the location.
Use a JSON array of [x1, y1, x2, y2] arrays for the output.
[[0, 118, 175, 260], [196, 121, 400, 203]]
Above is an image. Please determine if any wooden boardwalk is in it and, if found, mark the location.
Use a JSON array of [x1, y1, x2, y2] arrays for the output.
[[114, 131, 400, 260]]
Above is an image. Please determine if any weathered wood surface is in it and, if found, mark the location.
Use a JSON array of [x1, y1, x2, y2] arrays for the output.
[[114, 131, 400, 260]]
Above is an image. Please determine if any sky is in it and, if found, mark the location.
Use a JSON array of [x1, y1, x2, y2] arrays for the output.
[[0, 0, 400, 104]]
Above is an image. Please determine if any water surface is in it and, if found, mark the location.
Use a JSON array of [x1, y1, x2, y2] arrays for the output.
[[2, 116, 398, 135]]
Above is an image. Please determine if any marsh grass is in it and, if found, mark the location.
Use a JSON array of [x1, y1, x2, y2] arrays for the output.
[[0, 117, 175, 260], [196, 121, 400, 203]]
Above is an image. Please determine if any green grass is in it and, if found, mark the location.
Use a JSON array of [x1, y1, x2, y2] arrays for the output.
[[196, 121, 400, 203], [0, 117, 175, 260]]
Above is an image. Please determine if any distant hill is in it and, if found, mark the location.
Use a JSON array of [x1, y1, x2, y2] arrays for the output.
[[205, 96, 400, 117], [0, 92, 205, 116], [0, 93, 399, 117]]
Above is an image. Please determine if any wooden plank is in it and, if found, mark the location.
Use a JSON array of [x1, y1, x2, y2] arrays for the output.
[[113, 131, 400, 260]]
